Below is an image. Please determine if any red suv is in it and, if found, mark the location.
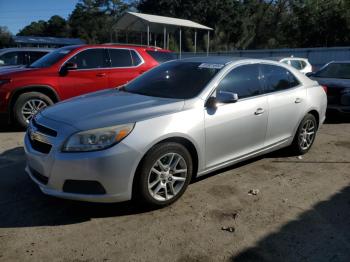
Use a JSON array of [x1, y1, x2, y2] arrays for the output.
[[0, 44, 175, 127]]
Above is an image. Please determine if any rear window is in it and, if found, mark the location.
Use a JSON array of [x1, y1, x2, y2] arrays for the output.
[[28, 51, 48, 64], [315, 63, 350, 79], [146, 51, 177, 63], [108, 49, 133, 67], [261, 64, 300, 93], [0, 51, 25, 66]]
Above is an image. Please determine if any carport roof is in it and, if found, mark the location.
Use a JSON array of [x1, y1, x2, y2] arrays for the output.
[[116, 12, 213, 33]]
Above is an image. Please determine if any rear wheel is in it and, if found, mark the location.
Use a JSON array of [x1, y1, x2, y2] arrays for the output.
[[135, 142, 193, 207], [13, 92, 53, 128], [290, 114, 317, 155]]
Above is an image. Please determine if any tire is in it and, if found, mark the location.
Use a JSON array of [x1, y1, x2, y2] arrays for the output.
[[13, 92, 53, 128], [135, 142, 193, 207], [290, 114, 318, 155]]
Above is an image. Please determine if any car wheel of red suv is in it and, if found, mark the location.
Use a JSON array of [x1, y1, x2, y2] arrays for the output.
[[13, 92, 53, 128]]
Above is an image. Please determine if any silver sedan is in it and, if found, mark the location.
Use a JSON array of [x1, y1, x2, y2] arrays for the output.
[[24, 57, 327, 207]]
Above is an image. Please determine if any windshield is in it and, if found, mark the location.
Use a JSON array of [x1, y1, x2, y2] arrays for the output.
[[30, 46, 77, 68], [314, 63, 350, 79], [124, 61, 222, 99], [146, 51, 177, 63]]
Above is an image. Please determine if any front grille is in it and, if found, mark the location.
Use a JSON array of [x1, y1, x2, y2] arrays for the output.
[[32, 118, 58, 137], [29, 167, 49, 185], [63, 180, 106, 195], [29, 138, 52, 154]]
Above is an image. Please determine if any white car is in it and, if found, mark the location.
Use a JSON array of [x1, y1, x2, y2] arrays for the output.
[[268, 57, 313, 74]]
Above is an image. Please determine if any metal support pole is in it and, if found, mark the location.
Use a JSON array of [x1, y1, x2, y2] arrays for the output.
[[194, 30, 197, 54], [167, 33, 170, 49], [163, 27, 166, 49], [207, 31, 210, 56], [179, 28, 182, 59], [147, 25, 150, 47]]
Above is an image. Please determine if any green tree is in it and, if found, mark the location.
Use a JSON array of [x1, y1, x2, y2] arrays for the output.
[[68, 0, 132, 43], [0, 26, 14, 48], [18, 20, 47, 36]]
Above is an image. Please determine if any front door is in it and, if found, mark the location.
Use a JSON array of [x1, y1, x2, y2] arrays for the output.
[[205, 64, 268, 169], [58, 48, 109, 100]]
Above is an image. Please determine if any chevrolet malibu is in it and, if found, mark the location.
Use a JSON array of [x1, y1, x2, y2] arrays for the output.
[[25, 57, 327, 207]]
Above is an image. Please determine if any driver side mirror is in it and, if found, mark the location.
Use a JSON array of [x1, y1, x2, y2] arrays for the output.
[[305, 72, 314, 77], [206, 91, 239, 108], [59, 62, 77, 75], [217, 91, 239, 103]]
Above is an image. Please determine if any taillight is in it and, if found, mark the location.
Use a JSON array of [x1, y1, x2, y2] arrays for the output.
[[321, 85, 327, 94]]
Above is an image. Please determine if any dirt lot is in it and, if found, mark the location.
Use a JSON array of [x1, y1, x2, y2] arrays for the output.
[[0, 117, 349, 262]]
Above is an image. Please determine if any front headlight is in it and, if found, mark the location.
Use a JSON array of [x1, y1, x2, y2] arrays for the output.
[[62, 123, 134, 152]]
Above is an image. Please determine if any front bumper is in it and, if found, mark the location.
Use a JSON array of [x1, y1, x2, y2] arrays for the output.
[[24, 116, 142, 203]]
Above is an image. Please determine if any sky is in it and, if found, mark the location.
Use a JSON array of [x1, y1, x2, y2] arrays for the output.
[[0, 0, 79, 34]]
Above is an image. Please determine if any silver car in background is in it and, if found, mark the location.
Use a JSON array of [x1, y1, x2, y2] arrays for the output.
[[24, 57, 327, 207]]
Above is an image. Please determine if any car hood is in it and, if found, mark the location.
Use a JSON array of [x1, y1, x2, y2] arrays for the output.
[[311, 77, 350, 89], [41, 89, 185, 131], [0, 66, 40, 76]]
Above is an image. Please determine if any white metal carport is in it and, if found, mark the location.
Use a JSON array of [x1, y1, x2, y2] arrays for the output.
[[115, 12, 213, 58]]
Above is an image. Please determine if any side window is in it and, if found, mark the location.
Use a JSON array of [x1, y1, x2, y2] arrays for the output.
[[217, 64, 262, 99], [68, 49, 108, 69], [290, 60, 303, 70], [109, 49, 133, 67], [300, 60, 307, 69], [130, 50, 142, 66], [0, 52, 25, 66], [261, 64, 300, 93], [281, 60, 289, 65], [28, 51, 48, 64]]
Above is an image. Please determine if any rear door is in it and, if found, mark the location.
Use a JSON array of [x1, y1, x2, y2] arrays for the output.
[[205, 64, 268, 169], [260, 63, 306, 146], [58, 48, 110, 99], [106, 48, 144, 88]]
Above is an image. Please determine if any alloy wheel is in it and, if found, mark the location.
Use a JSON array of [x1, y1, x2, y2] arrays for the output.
[[299, 119, 316, 150], [148, 153, 188, 201], [21, 99, 48, 123]]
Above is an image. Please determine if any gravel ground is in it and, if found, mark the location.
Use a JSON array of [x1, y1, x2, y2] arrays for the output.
[[0, 116, 349, 262]]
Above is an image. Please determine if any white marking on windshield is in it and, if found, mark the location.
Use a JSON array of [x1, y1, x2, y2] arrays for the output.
[[198, 63, 224, 69]]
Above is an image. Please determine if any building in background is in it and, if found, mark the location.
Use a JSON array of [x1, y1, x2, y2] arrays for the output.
[[13, 36, 85, 48]]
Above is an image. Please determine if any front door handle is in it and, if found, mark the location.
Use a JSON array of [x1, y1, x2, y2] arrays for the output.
[[96, 73, 106, 77], [255, 108, 265, 115], [295, 98, 302, 103]]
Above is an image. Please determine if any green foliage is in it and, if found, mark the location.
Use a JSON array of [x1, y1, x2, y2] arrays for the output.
[[15, 0, 350, 50], [0, 26, 14, 48]]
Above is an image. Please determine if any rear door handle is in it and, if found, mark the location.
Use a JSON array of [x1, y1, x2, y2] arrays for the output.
[[255, 108, 265, 115], [96, 73, 106, 77], [295, 98, 302, 103]]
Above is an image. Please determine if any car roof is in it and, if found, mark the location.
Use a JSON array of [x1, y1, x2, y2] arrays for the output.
[[327, 61, 350, 64], [68, 44, 172, 52], [264, 56, 307, 61], [178, 56, 249, 65], [0, 48, 54, 53]]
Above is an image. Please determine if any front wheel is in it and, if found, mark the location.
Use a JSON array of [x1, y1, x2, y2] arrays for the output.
[[13, 92, 53, 128], [135, 142, 193, 207], [290, 114, 318, 155]]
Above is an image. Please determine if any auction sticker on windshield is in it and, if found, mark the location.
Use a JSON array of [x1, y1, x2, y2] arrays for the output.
[[198, 63, 225, 69]]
